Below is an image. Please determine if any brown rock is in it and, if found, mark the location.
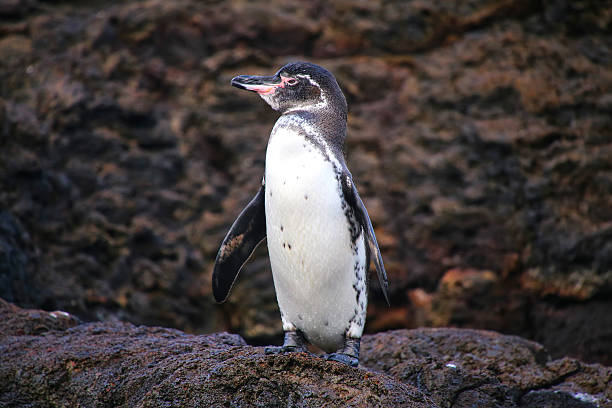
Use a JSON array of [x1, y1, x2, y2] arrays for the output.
[[0, 0, 611, 368], [0, 298, 80, 335], [0, 300, 433, 408], [0, 0, 36, 18], [361, 328, 612, 408], [2, 301, 611, 407]]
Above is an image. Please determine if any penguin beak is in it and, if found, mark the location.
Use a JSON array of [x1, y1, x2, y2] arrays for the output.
[[231, 75, 281, 95]]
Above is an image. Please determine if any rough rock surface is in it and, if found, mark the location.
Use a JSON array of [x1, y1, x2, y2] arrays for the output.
[[361, 329, 612, 408], [1, 0, 611, 366], [0, 299, 434, 408], [1, 300, 610, 408]]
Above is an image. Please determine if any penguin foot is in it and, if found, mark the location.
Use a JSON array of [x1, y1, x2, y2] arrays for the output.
[[265, 330, 308, 355], [323, 353, 359, 367], [323, 337, 361, 367], [264, 345, 307, 355]]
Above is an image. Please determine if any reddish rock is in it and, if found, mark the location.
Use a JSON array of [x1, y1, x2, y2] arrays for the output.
[[0, 300, 432, 408], [2, 300, 610, 407], [361, 328, 612, 408], [0, 0, 611, 367]]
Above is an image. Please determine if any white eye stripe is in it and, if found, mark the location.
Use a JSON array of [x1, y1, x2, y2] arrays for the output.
[[296, 74, 318, 87], [284, 74, 328, 112]]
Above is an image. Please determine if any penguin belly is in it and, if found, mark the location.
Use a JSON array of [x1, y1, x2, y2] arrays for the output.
[[264, 123, 367, 352]]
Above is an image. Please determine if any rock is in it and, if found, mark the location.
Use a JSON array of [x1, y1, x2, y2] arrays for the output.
[[0, 300, 432, 408], [0, 298, 80, 335], [0, 0, 36, 18], [361, 329, 612, 408], [2, 300, 611, 407], [0, 0, 611, 367], [0, 212, 34, 306], [529, 300, 612, 369]]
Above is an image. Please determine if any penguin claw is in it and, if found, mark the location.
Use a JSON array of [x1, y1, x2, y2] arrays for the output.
[[264, 345, 307, 355], [323, 353, 359, 367]]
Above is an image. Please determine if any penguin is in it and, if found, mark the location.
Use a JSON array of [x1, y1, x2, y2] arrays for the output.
[[212, 62, 389, 367]]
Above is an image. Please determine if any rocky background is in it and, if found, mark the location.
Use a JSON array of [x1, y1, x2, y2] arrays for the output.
[[0, 0, 611, 372]]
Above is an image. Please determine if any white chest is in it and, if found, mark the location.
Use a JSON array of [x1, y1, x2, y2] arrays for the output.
[[264, 123, 344, 235], [263, 119, 367, 352]]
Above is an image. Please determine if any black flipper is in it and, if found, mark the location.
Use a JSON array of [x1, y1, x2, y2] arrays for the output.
[[340, 171, 390, 306], [212, 184, 266, 303]]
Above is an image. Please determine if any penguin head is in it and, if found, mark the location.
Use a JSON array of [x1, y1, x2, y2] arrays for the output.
[[231, 62, 347, 116]]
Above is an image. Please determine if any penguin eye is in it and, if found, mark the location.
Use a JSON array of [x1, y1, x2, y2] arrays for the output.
[[286, 78, 298, 86]]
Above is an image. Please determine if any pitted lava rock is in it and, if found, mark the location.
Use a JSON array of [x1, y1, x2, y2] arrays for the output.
[[0, 0, 611, 366], [1, 301, 610, 407], [0, 300, 434, 408]]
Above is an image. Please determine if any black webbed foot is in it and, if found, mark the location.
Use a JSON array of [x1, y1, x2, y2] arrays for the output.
[[322, 337, 361, 367], [323, 352, 359, 367], [264, 345, 306, 354], [265, 330, 308, 355]]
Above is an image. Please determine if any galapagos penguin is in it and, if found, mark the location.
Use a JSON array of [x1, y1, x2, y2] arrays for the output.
[[212, 62, 389, 367]]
